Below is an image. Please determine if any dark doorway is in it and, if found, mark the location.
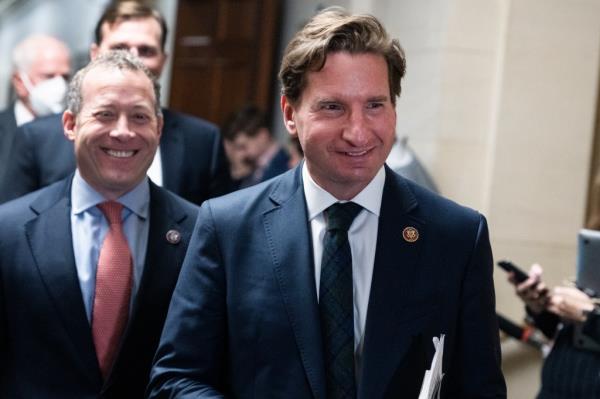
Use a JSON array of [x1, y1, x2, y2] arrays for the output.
[[169, 0, 281, 126]]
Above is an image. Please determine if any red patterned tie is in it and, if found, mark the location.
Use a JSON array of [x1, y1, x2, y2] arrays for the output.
[[92, 201, 132, 379]]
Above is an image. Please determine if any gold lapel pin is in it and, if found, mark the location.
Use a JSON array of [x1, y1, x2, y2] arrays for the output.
[[402, 226, 419, 243], [166, 229, 181, 244]]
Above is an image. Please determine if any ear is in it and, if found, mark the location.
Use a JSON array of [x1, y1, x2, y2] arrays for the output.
[[11, 72, 29, 99], [281, 95, 297, 137], [62, 110, 77, 141], [90, 43, 100, 61]]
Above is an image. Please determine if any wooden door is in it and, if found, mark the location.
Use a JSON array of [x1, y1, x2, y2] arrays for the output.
[[169, 0, 281, 126]]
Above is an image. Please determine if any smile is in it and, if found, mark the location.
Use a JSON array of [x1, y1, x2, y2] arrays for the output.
[[105, 149, 136, 158], [345, 150, 369, 157]]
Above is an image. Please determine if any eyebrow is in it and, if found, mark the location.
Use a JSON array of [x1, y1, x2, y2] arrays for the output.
[[312, 95, 390, 105]]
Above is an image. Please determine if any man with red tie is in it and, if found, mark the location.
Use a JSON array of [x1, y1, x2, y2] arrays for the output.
[[0, 50, 198, 398]]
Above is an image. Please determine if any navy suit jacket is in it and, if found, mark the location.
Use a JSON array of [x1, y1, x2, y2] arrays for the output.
[[0, 109, 231, 204], [0, 178, 199, 398], [0, 104, 17, 192], [148, 165, 506, 398]]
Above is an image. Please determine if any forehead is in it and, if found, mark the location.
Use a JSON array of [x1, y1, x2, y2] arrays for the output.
[[303, 52, 390, 99], [100, 17, 162, 48], [81, 67, 155, 105]]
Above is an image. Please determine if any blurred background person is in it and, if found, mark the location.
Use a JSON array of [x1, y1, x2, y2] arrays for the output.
[[508, 264, 600, 398], [0, 34, 70, 193], [386, 136, 438, 193], [222, 104, 290, 189]]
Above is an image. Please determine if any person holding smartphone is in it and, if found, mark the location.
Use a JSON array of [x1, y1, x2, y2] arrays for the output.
[[508, 263, 600, 398]]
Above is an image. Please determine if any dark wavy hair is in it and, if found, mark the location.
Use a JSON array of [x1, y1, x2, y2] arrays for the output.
[[279, 7, 406, 105]]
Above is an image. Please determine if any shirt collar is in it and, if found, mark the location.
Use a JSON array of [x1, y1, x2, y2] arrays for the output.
[[302, 163, 385, 220], [71, 170, 150, 219], [14, 100, 34, 126]]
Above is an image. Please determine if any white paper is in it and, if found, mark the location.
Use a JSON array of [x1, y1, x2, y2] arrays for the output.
[[418, 334, 445, 399]]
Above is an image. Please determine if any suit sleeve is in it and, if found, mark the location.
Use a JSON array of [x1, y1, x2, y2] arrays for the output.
[[147, 202, 227, 398], [443, 215, 507, 398], [0, 124, 38, 203]]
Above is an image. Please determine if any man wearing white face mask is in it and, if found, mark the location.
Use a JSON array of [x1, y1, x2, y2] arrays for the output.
[[18, 72, 68, 117], [0, 34, 71, 196]]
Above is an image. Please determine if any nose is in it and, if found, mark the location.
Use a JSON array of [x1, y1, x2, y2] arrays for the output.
[[110, 114, 135, 140], [342, 109, 370, 147]]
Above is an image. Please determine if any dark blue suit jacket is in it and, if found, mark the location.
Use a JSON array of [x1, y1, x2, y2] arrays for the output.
[[148, 165, 506, 398], [0, 178, 199, 398], [0, 109, 231, 205], [0, 104, 17, 193]]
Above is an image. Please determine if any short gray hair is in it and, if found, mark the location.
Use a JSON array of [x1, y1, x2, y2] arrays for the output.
[[12, 34, 70, 73], [66, 50, 162, 117]]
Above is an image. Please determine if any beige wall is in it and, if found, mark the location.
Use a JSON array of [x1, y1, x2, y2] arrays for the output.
[[345, 0, 600, 397]]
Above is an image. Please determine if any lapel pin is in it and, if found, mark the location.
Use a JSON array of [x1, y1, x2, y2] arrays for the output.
[[166, 229, 181, 244], [402, 226, 419, 243]]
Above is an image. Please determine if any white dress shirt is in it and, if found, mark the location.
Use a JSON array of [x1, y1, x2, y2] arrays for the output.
[[14, 100, 34, 126], [302, 163, 385, 374], [70, 171, 150, 322], [147, 146, 163, 186]]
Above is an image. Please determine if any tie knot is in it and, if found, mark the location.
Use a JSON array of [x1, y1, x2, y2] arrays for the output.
[[97, 201, 124, 225], [326, 202, 362, 232]]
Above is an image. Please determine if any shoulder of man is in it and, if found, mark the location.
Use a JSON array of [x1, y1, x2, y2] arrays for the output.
[[0, 104, 17, 128], [0, 176, 71, 230], [386, 168, 484, 233], [161, 108, 219, 138], [16, 113, 65, 150], [149, 182, 200, 219], [202, 167, 298, 220]]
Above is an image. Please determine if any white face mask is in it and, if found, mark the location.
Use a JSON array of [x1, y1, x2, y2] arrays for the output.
[[20, 73, 68, 116]]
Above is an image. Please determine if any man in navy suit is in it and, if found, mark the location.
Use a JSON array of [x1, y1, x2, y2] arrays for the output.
[[0, 34, 71, 199], [1, 1, 230, 205], [148, 7, 506, 399], [0, 51, 198, 398]]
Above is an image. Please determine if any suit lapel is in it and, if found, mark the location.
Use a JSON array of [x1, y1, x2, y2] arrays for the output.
[[25, 180, 100, 385], [359, 169, 428, 398], [263, 167, 326, 399], [159, 110, 184, 193], [128, 183, 189, 318]]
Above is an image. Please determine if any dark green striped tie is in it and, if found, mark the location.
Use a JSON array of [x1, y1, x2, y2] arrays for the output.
[[319, 202, 362, 399]]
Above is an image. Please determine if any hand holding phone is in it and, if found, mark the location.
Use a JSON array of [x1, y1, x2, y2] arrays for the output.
[[499, 261, 549, 314], [497, 260, 529, 283]]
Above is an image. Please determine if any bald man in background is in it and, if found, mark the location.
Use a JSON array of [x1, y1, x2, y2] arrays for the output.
[[0, 34, 71, 197]]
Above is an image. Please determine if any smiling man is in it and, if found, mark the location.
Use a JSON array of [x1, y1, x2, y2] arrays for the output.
[[0, 51, 199, 398], [148, 7, 506, 399]]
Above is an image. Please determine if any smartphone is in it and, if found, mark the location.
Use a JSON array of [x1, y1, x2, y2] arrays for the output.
[[497, 260, 529, 283]]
